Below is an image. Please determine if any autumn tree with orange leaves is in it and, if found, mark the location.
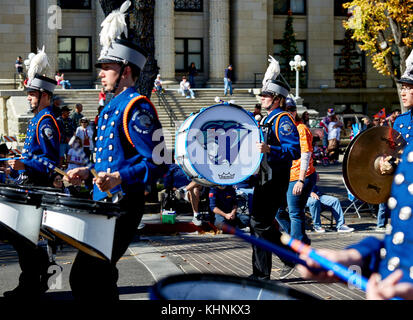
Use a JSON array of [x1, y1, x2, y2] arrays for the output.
[[342, 0, 413, 110]]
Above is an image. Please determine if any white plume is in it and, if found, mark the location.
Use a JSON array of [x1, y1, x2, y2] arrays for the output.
[[228, 100, 235, 104], [262, 55, 280, 86], [27, 46, 49, 81], [24, 53, 36, 69], [403, 49, 413, 78], [99, 0, 131, 51], [214, 96, 221, 103]]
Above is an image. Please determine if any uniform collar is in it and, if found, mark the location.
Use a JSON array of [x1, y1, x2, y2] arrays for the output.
[[33, 105, 53, 120], [266, 107, 283, 122], [111, 86, 137, 104]]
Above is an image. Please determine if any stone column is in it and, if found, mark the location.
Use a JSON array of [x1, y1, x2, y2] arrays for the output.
[[208, 0, 230, 86], [154, 0, 176, 84], [307, 0, 335, 88], [95, 0, 105, 86], [36, 0, 58, 76]]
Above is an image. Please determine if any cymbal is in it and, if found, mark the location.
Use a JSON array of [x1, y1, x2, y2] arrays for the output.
[[343, 126, 406, 204]]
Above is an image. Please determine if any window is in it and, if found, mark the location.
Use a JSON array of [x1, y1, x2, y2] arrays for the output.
[[58, 37, 92, 72], [334, 37, 366, 88], [174, 0, 203, 12], [273, 40, 307, 88], [274, 0, 306, 15], [334, 0, 349, 16], [175, 38, 203, 72], [58, 0, 91, 9]]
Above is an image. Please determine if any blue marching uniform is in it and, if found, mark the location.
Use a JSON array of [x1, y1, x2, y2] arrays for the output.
[[348, 110, 413, 283], [69, 86, 166, 300], [19, 105, 60, 184], [393, 110, 413, 146], [2, 105, 60, 298], [250, 107, 301, 279]]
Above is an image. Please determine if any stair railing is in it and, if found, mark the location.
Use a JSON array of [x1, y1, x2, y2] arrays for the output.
[[154, 90, 178, 127]]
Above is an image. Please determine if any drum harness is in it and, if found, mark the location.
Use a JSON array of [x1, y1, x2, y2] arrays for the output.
[[258, 111, 296, 186]]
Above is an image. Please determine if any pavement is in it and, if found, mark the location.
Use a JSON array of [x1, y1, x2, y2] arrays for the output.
[[0, 157, 386, 301]]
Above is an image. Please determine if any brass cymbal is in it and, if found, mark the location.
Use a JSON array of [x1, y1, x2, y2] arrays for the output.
[[343, 126, 406, 204]]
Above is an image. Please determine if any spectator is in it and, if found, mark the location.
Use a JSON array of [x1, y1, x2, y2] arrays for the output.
[[15, 56, 25, 90], [306, 183, 354, 233], [302, 111, 310, 128], [387, 109, 401, 128], [188, 62, 197, 88], [57, 106, 76, 166], [51, 96, 63, 118], [55, 72, 72, 89], [154, 74, 163, 93], [75, 117, 94, 161], [71, 103, 84, 127], [327, 115, 341, 164], [66, 136, 87, 171], [0, 143, 9, 183], [209, 185, 249, 231], [178, 76, 195, 99], [161, 162, 204, 225], [361, 116, 374, 131], [99, 88, 106, 107], [253, 104, 263, 122], [224, 64, 233, 96], [372, 116, 380, 126], [320, 108, 342, 148]]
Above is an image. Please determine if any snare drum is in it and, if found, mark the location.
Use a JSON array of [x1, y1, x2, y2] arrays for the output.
[[0, 183, 47, 245], [150, 274, 317, 300], [40, 193, 123, 261], [175, 103, 263, 187]]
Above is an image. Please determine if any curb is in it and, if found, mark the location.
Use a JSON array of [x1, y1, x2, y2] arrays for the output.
[[139, 221, 218, 236]]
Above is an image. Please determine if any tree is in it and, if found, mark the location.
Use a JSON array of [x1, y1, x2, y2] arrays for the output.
[[99, 0, 158, 98], [342, 0, 413, 111], [335, 29, 365, 88], [279, 9, 298, 88]]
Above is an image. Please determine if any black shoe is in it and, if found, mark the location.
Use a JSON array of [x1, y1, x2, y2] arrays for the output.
[[279, 264, 296, 279], [247, 274, 270, 281], [3, 286, 40, 299]]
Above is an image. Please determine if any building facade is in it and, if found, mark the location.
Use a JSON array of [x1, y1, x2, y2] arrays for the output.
[[0, 0, 399, 115]]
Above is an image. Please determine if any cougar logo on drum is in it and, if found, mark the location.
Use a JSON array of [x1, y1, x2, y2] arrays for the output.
[[197, 121, 251, 165]]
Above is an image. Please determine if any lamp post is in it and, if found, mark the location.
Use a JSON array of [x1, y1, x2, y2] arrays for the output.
[[289, 55, 306, 99]]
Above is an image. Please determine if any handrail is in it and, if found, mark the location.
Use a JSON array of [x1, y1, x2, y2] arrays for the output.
[[154, 90, 178, 127]]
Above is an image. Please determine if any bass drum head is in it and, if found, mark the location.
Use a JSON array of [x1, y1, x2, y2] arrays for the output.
[[177, 104, 262, 187], [150, 274, 317, 300]]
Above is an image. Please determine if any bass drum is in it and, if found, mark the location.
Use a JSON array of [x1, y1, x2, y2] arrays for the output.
[[175, 103, 263, 187], [40, 193, 124, 261], [150, 273, 317, 300]]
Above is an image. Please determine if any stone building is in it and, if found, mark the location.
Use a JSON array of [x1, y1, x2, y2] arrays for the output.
[[0, 0, 399, 115]]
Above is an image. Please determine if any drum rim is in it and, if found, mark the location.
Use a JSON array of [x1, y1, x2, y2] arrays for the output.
[[175, 103, 264, 186], [43, 225, 110, 261], [40, 194, 123, 217], [150, 273, 318, 300]]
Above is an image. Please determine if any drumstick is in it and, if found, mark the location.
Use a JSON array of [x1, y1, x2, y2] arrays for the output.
[[27, 153, 70, 178], [0, 156, 26, 161], [222, 224, 322, 275], [90, 168, 113, 198], [280, 233, 403, 300]]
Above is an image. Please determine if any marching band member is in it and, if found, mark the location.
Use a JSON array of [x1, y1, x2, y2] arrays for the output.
[[297, 49, 413, 300], [249, 56, 301, 281], [64, 1, 166, 300], [3, 47, 60, 298]]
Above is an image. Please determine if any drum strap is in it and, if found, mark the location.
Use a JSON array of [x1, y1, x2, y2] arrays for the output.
[[259, 111, 296, 185], [123, 95, 159, 148], [36, 114, 61, 145]]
